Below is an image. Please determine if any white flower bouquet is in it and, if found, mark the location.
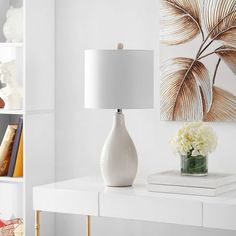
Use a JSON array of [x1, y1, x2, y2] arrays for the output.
[[171, 122, 217, 176]]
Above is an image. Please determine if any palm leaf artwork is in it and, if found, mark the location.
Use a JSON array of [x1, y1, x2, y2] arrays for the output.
[[215, 46, 236, 75], [160, 0, 203, 45], [161, 58, 212, 120], [160, 0, 236, 121], [204, 0, 236, 47], [204, 87, 236, 121]]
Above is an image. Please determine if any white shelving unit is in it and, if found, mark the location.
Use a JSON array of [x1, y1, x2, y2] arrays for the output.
[[0, 42, 23, 47], [0, 176, 24, 183], [0, 0, 55, 235], [0, 109, 24, 115]]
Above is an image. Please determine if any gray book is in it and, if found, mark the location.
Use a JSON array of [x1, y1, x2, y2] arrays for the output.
[[148, 170, 236, 188]]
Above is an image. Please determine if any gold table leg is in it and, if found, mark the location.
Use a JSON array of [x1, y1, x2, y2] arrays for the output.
[[86, 215, 91, 236], [35, 211, 41, 236]]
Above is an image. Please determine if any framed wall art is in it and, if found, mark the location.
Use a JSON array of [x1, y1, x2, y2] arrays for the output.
[[160, 0, 236, 121]]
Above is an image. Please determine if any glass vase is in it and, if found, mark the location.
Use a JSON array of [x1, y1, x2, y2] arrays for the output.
[[181, 154, 208, 176]]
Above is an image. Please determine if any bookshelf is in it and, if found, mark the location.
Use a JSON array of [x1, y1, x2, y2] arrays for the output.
[[0, 176, 24, 183], [0, 0, 55, 235], [0, 42, 23, 47], [0, 109, 23, 115]]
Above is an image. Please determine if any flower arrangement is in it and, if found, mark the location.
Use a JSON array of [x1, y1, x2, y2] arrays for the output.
[[171, 122, 217, 176], [171, 122, 217, 156]]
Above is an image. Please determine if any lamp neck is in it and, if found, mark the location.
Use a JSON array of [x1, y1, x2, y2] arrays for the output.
[[113, 109, 125, 128], [116, 109, 122, 114]]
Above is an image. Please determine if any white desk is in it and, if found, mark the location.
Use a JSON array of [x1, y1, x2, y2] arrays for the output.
[[33, 176, 236, 236]]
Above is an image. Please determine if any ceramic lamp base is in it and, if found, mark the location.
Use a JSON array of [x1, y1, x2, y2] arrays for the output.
[[100, 110, 138, 187]]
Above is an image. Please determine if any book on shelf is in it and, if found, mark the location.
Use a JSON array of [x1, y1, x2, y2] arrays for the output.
[[13, 131, 23, 177], [147, 170, 236, 197], [7, 117, 23, 177], [0, 125, 17, 176]]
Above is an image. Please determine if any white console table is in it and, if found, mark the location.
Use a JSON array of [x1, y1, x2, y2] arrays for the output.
[[33, 176, 236, 236]]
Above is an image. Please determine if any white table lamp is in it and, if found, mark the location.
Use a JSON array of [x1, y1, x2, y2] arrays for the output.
[[85, 44, 154, 187]]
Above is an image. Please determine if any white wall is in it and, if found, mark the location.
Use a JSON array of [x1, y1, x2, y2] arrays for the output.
[[55, 0, 236, 235]]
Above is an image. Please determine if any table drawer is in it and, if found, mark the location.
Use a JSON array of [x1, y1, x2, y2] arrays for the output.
[[100, 193, 202, 226], [33, 187, 99, 216], [203, 203, 236, 230]]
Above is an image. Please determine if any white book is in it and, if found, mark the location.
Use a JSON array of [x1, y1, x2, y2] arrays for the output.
[[147, 182, 236, 197], [148, 170, 236, 188]]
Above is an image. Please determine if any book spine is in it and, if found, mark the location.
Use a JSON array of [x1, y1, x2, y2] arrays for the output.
[[148, 173, 236, 188], [0, 125, 17, 176], [147, 184, 215, 196], [7, 118, 23, 177], [147, 176, 216, 188], [13, 132, 23, 177]]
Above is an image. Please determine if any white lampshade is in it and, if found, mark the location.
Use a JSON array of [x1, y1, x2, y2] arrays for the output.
[[84, 49, 154, 109]]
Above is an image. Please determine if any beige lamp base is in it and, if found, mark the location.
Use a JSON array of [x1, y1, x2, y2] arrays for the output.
[[100, 110, 138, 187]]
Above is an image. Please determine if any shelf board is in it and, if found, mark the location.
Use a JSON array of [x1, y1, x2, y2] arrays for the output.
[[0, 109, 24, 115], [0, 42, 23, 48], [0, 176, 24, 183]]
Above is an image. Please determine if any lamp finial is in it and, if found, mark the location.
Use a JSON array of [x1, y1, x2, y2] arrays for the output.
[[117, 43, 124, 50]]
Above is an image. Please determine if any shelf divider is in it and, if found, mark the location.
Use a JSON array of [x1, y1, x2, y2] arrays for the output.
[[0, 42, 24, 48], [0, 176, 24, 183], [0, 109, 24, 115]]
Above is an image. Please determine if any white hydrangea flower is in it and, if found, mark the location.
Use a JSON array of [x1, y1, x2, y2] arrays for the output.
[[170, 122, 217, 157]]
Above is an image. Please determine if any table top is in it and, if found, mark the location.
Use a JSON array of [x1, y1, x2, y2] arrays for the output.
[[33, 176, 236, 230], [34, 176, 236, 203]]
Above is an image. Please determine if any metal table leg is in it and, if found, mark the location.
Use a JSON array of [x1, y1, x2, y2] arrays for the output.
[[35, 212, 91, 236], [35, 211, 41, 236], [86, 215, 91, 236]]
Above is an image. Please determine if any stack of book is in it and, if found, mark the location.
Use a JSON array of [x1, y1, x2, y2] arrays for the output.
[[0, 117, 23, 178], [147, 170, 236, 197]]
